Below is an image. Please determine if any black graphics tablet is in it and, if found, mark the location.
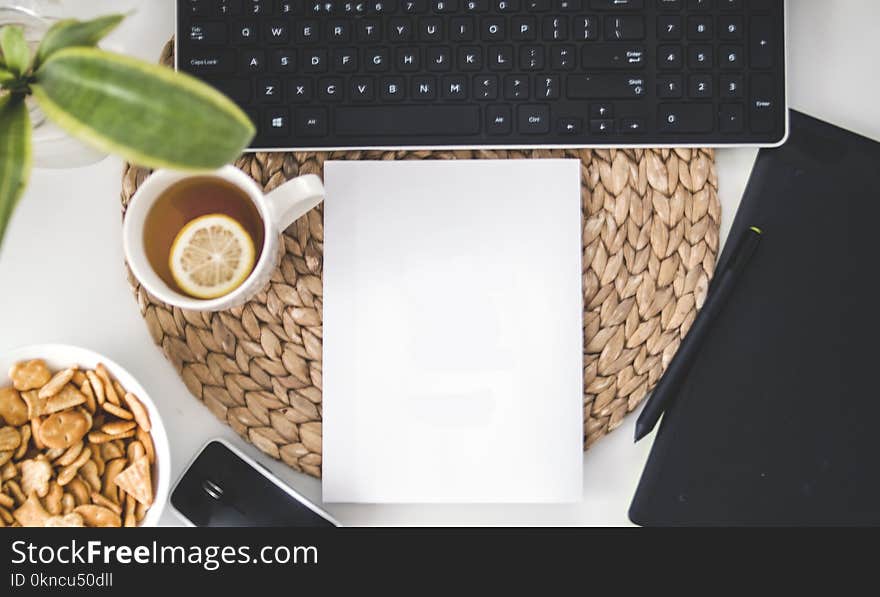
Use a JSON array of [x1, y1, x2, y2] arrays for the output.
[[629, 111, 880, 526]]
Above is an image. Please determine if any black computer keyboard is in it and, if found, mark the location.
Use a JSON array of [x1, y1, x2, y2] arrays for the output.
[[177, 0, 787, 150]]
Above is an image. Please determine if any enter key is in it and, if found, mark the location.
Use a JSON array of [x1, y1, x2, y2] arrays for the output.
[[749, 73, 777, 133]]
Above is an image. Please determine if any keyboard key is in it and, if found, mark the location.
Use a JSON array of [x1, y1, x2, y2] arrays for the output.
[[749, 16, 774, 69], [590, 0, 643, 9], [719, 16, 742, 40], [481, 17, 506, 41], [551, 45, 576, 69], [590, 118, 613, 134], [213, 78, 252, 103], [487, 105, 513, 134], [567, 73, 646, 98], [518, 104, 550, 134], [295, 107, 328, 137], [657, 16, 681, 40], [413, 76, 437, 98], [750, 73, 776, 132], [351, 77, 375, 100], [688, 74, 712, 98], [687, 15, 712, 40], [604, 16, 645, 40], [511, 16, 537, 41], [504, 74, 529, 99], [427, 46, 452, 70], [272, 49, 297, 72], [335, 48, 359, 71], [442, 75, 468, 98], [520, 45, 544, 70], [620, 118, 644, 133], [536, 75, 559, 99], [319, 77, 345, 101], [257, 77, 283, 102], [488, 45, 514, 69], [581, 44, 645, 69], [335, 105, 480, 136], [659, 103, 713, 133], [657, 75, 682, 98], [232, 21, 257, 43], [242, 50, 265, 72], [719, 103, 743, 133], [590, 103, 612, 118], [189, 22, 227, 44], [474, 74, 498, 99], [265, 22, 289, 43], [381, 77, 405, 100], [558, 117, 582, 134], [264, 108, 290, 136], [573, 16, 598, 40], [183, 50, 235, 74], [658, 45, 682, 69], [719, 45, 742, 69], [720, 74, 742, 98], [288, 78, 313, 101], [687, 45, 712, 69]]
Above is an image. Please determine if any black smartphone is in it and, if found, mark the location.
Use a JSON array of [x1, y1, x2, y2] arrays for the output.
[[171, 439, 338, 527]]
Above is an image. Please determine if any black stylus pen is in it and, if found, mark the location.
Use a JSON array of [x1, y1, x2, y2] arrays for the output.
[[634, 226, 763, 442]]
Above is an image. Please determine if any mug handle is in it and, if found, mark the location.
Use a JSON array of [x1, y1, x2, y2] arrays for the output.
[[265, 174, 325, 231]]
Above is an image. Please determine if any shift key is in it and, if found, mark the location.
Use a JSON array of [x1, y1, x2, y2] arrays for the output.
[[567, 74, 646, 99]]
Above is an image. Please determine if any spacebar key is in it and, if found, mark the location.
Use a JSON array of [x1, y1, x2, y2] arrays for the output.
[[335, 106, 480, 137]]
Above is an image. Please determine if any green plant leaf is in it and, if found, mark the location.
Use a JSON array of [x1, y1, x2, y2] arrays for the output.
[[34, 14, 125, 68], [0, 95, 33, 250], [0, 67, 15, 85], [32, 47, 254, 171], [0, 26, 31, 77]]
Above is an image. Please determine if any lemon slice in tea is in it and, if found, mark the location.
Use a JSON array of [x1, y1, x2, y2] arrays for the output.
[[169, 214, 256, 299]]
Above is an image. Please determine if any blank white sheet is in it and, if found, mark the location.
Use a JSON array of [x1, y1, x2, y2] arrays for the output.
[[322, 159, 583, 503]]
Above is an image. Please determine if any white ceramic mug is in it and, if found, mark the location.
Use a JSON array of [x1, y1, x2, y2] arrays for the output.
[[123, 166, 324, 312]]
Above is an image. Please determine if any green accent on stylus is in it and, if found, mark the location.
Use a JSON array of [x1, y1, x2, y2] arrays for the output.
[[749, 226, 763, 234]]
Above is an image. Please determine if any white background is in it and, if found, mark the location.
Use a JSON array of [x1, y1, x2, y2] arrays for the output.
[[1, 0, 878, 526]]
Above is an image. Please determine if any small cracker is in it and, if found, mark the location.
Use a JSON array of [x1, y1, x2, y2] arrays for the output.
[[80, 460, 101, 494], [74, 504, 121, 528], [114, 455, 153, 507], [0, 492, 13, 509], [4, 479, 25, 505], [102, 420, 137, 436], [1, 462, 16, 481], [127, 441, 146, 463], [44, 482, 63, 515], [85, 371, 105, 405], [20, 458, 52, 498], [9, 360, 52, 392], [0, 426, 21, 451], [0, 505, 13, 524], [80, 379, 97, 414], [90, 492, 122, 515], [123, 393, 151, 432], [91, 446, 105, 475], [55, 441, 84, 467], [0, 451, 12, 468], [88, 430, 115, 444], [101, 401, 133, 421], [45, 385, 87, 414], [13, 493, 50, 527], [71, 371, 87, 387], [101, 441, 124, 461], [124, 493, 137, 527], [44, 513, 85, 528], [39, 410, 90, 450], [0, 386, 29, 426], [57, 446, 92, 486], [38, 368, 76, 399], [61, 493, 75, 514], [135, 500, 147, 522], [95, 365, 120, 406], [22, 391, 47, 419], [30, 418, 44, 449], [14, 425, 30, 460], [66, 478, 89, 506], [103, 458, 126, 503]]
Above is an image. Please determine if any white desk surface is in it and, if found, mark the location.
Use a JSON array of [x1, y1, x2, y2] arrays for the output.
[[2, 0, 878, 526]]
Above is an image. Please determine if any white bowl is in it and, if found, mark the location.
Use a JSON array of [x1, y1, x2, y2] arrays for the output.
[[0, 344, 171, 527]]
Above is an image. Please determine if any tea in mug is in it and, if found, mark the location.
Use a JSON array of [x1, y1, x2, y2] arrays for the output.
[[142, 177, 265, 299]]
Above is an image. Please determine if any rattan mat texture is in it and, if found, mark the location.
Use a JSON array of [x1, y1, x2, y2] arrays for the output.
[[119, 41, 720, 478]]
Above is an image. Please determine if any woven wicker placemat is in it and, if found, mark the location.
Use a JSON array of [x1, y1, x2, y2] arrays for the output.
[[119, 41, 720, 478]]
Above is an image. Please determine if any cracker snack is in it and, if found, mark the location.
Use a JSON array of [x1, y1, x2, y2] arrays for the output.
[[1, 360, 157, 527]]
